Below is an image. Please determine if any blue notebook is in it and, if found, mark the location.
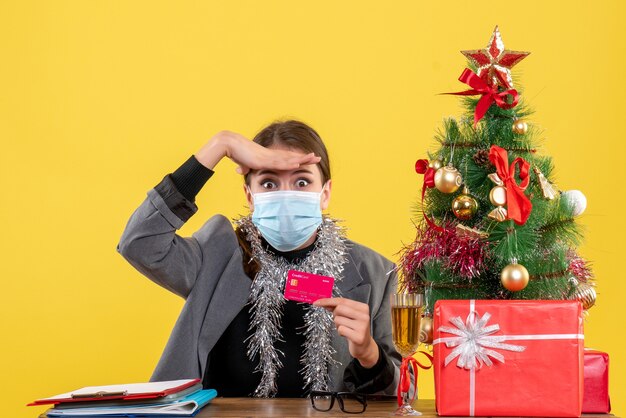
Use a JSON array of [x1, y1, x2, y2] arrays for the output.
[[45, 389, 217, 417]]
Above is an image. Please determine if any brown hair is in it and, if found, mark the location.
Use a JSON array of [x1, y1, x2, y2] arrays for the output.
[[244, 119, 331, 185]]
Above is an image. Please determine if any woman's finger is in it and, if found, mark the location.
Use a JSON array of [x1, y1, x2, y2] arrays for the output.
[[235, 165, 250, 175], [332, 303, 370, 322], [333, 315, 365, 333], [272, 154, 320, 171], [297, 152, 322, 164], [315, 297, 368, 312], [269, 158, 302, 171], [336, 325, 368, 347], [259, 150, 319, 169]]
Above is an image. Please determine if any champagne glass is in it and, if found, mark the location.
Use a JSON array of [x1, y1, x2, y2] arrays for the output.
[[390, 293, 424, 416]]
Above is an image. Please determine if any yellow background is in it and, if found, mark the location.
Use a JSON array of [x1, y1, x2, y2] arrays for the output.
[[2, 1, 624, 417]]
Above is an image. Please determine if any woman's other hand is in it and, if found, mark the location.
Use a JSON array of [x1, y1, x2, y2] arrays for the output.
[[313, 297, 380, 368], [195, 130, 321, 174]]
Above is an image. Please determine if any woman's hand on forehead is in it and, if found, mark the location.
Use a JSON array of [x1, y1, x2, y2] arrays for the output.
[[194, 130, 320, 174], [235, 145, 320, 176]]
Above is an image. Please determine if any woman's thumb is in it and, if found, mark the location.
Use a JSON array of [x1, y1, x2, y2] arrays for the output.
[[235, 165, 250, 175]]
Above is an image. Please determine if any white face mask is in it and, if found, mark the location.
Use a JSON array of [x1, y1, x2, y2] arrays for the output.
[[249, 185, 326, 252]]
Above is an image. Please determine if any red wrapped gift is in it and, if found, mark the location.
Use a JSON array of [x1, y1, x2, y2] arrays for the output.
[[583, 349, 611, 413], [433, 300, 584, 417]]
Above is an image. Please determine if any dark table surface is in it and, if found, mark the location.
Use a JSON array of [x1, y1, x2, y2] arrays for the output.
[[38, 398, 617, 418]]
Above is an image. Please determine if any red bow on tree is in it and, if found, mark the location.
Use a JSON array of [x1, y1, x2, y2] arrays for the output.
[[415, 159, 435, 189], [446, 68, 519, 127], [415, 160, 444, 232], [489, 145, 532, 225]]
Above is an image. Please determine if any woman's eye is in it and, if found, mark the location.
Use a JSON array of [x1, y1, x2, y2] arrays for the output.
[[296, 179, 310, 188], [261, 181, 277, 189]]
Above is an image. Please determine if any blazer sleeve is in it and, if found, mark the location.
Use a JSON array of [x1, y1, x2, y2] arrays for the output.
[[116, 173, 206, 299], [370, 267, 402, 394]]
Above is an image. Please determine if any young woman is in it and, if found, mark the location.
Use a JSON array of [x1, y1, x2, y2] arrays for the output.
[[116, 120, 400, 398]]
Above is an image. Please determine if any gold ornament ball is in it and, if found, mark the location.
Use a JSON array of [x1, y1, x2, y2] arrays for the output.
[[419, 316, 434, 345], [512, 119, 529, 135], [489, 185, 507, 206], [501, 263, 529, 292], [428, 159, 443, 170], [452, 194, 479, 220], [573, 283, 597, 310], [434, 166, 462, 194]]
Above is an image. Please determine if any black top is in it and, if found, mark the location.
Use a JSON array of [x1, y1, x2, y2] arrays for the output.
[[159, 154, 391, 397]]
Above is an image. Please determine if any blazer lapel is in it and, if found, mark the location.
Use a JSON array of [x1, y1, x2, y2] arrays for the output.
[[337, 252, 370, 300], [336, 251, 372, 313]]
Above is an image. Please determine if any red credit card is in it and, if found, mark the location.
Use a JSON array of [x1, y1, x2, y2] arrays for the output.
[[284, 270, 334, 304]]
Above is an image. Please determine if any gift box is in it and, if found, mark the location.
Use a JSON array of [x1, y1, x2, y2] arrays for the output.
[[583, 349, 611, 413], [433, 300, 584, 417]]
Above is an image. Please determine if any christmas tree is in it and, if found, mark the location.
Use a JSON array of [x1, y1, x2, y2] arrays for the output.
[[398, 26, 595, 344]]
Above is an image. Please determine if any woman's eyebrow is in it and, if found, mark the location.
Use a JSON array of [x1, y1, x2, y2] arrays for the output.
[[256, 168, 314, 176]]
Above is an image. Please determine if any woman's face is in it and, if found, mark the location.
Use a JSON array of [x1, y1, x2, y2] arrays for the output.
[[244, 144, 332, 212]]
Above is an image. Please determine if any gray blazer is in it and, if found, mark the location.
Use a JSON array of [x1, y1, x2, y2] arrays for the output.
[[116, 175, 401, 395]]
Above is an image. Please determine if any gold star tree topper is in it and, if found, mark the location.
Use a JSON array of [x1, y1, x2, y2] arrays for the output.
[[461, 26, 530, 89]]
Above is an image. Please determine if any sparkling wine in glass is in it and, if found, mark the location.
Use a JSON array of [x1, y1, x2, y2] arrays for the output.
[[390, 293, 424, 416]]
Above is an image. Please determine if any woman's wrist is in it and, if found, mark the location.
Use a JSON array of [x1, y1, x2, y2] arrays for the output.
[[356, 338, 380, 369], [195, 135, 229, 170]]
